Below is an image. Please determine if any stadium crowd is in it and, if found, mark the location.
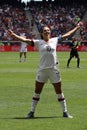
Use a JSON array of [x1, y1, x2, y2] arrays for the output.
[[0, 0, 87, 45], [0, 4, 34, 45], [28, 2, 87, 40]]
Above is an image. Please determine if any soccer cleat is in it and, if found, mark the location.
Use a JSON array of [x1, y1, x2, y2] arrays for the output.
[[26, 111, 34, 119], [77, 66, 80, 68], [67, 66, 70, 68], [19, 60, 22, 62], [24, 59, 26, 62], [63, 112, 73, 118]]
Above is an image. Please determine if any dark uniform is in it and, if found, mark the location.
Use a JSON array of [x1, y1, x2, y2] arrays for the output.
[[67, 40, 80, 68]]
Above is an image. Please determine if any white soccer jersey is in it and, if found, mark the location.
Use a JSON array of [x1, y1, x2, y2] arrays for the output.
[[20, 42, 27, 52], [33, 37, 61, 70]]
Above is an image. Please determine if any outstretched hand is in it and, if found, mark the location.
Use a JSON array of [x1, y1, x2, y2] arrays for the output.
[[77, 21, 83, 27], [7, 29, 14, 37]]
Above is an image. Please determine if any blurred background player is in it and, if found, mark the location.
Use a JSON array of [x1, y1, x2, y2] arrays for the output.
[[67, 38, 80, 68], [19, 33, 27, 62]]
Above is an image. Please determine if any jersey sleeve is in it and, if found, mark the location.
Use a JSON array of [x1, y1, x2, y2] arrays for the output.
[[33, 39, 40, 50]]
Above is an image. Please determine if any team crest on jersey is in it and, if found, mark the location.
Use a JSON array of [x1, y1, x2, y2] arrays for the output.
[[46, 46, 51, 51]]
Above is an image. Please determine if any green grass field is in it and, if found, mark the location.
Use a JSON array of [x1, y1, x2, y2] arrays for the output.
[[0, 51, 87, 130]]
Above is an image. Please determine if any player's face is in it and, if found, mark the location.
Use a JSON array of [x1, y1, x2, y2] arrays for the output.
[[42, 27, 51, 41]]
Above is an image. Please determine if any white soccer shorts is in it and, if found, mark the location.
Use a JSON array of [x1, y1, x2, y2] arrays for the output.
[[36, 68, 61, 83], [20, 47, 27, 52]]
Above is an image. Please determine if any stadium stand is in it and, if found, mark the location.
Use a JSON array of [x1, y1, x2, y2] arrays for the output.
[[28, 1, 87, 39], [0, 1, 35, 46], [0, 0, 87, 49]]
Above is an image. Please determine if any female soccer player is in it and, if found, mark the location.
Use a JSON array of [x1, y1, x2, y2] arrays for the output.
[[19, 33, 27, 62], [8, 21, 83, 118]]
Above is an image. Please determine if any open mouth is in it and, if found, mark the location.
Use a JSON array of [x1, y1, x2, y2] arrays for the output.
[[44, 32, 50, 35]]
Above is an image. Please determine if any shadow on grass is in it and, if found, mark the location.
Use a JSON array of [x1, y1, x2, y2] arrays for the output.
[[14, 116, 61, 119], [0, 116, 62, 120]]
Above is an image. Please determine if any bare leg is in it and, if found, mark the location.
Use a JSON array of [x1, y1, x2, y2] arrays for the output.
[[53, 82, 62, 94], [24, 52, 26, 62], [35, 81, 44, 94], [19, 52, 23, 62]]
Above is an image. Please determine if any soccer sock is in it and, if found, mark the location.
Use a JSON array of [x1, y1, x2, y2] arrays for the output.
[[24, 58, 26, 62], [57, 93, 67, 112], [77, 58, 80, 67], [30, 93, 40, 112], [19, 58, 22, 62]]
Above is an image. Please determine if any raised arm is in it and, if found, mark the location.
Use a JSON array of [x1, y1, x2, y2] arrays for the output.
[[8, 30, 33, 45], [62, 22, 83, 40]]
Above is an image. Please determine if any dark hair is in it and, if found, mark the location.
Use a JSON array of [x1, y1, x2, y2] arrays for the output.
[[40, 25, 51, 39]]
